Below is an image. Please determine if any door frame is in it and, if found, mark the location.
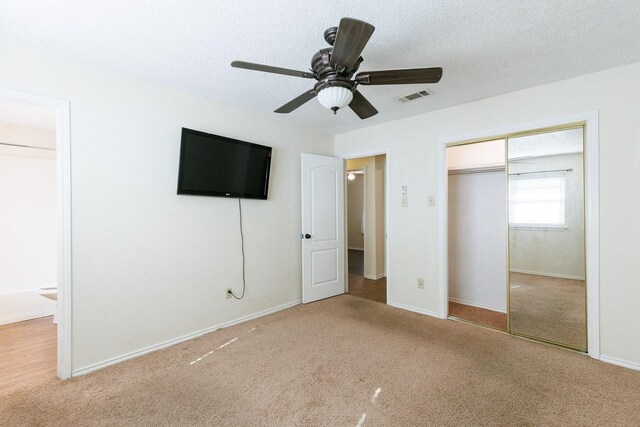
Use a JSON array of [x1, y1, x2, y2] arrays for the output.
[[0, 86, 73, 378], [438, 111, 600, 359], [341, 149, 390, 303]]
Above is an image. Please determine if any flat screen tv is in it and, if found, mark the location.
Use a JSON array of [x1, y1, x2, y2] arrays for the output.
[[177, 128, 272, 199]]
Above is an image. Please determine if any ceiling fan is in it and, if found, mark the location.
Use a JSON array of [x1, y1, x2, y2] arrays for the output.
[[231, 17, 443, 120]]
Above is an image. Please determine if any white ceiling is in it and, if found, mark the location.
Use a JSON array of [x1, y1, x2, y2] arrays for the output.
[[1, 1, 639, 135], [0, 99, 56, 129]]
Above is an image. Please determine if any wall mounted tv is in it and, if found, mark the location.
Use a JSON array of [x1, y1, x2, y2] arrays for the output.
[[177, 128, 272, 199]]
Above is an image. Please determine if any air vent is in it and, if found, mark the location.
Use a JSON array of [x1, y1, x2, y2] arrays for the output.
[[397, 89, 432, 102]]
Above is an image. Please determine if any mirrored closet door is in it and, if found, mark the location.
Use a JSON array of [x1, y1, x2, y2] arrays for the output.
[[507, 127, 587, 351]]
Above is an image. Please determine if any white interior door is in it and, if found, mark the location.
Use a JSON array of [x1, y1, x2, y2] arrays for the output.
[[301, 153, 345, 303]]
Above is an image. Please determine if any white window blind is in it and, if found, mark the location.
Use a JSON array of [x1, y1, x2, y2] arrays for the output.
[[509, 175, 566, 227]]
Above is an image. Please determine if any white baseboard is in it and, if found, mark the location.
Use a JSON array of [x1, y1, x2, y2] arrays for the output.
[[388, 301, 442, 319], [73, 299, 302, 377], [510, 269, 585, 281], [0, 289, 55, 325], [364, 273, 386, 280], [599, 355, 640, 371], [448, 297, 506, 314]]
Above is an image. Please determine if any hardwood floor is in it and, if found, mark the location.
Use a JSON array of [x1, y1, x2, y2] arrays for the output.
[[348, 249, 364, 276], [348, 249, 386, 304], [448, 302, 507, 331], [348, 274, 387, 304], [0, 316, 57, 395]]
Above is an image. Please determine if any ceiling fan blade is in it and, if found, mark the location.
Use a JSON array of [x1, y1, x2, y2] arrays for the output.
[[356, 67, 443, 85], [349, 90, 378, 120], [231, 61, 315, 79], [330, 18, 375, 71], [274, 90, 317, 113]]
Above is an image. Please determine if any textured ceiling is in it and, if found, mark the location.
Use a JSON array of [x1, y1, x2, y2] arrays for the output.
[[1, 1, 639, 134], [509, 128, 583, 159]]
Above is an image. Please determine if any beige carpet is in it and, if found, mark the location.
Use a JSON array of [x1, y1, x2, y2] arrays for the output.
[[510, 272, 586, 350], [2, 295, 639, 426]]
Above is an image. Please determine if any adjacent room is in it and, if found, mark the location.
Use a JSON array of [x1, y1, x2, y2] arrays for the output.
[[346, 155, 386, 304], [1, 1, 640, 425], [0, 100, 59, 394]]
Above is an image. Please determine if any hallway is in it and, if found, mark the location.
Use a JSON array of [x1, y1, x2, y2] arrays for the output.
[[348, 249, 386, 304]]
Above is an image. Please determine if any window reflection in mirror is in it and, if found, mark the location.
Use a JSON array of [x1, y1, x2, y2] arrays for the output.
[[507, 127, 586, 351]]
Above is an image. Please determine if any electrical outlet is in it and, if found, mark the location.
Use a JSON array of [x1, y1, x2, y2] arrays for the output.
[[417, 278, 425, 289], [226, 288, 233, 299]]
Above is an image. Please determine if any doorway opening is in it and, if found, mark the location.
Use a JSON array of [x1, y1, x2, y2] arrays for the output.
[[345, 155, 386, 304], [0, 99, 59, 393], [0, 88, 71, 389]]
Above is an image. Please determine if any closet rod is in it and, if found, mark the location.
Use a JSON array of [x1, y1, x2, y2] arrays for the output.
[[448, 166, 505, 175], [0, 142, 55, 151], [509, 168, 572, 176]]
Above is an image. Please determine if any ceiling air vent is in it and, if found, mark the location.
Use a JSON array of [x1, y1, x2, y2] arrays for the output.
[[397, 89, 432, 102]]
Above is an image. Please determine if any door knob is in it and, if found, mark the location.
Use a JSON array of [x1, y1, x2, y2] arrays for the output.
[[305, 234, 311, 239]]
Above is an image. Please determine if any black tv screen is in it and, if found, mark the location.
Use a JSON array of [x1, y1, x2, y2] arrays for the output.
[[177, 128, 272, 199]]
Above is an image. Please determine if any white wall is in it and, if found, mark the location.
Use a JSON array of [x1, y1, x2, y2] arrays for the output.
[[0, 154, 57, 288], [335, 61, 640, 366], [447, 141, 507, 312], [509, 153, 585, 279], [0, 40, 333, 372], [0, 128, 57, 324], [447, 139, 505, 170], [0, 123, 55, 151], [347, 174, 364, 250], [448, 169, 507, 313]]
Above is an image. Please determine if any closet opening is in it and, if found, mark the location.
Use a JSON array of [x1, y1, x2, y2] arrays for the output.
[[443, 122, 590, 352], [447, 139, 507, 331]]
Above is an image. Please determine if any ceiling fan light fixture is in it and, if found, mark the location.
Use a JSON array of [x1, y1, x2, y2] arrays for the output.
[[232, 17, 443, 120], [317, 86, 353, 113]]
